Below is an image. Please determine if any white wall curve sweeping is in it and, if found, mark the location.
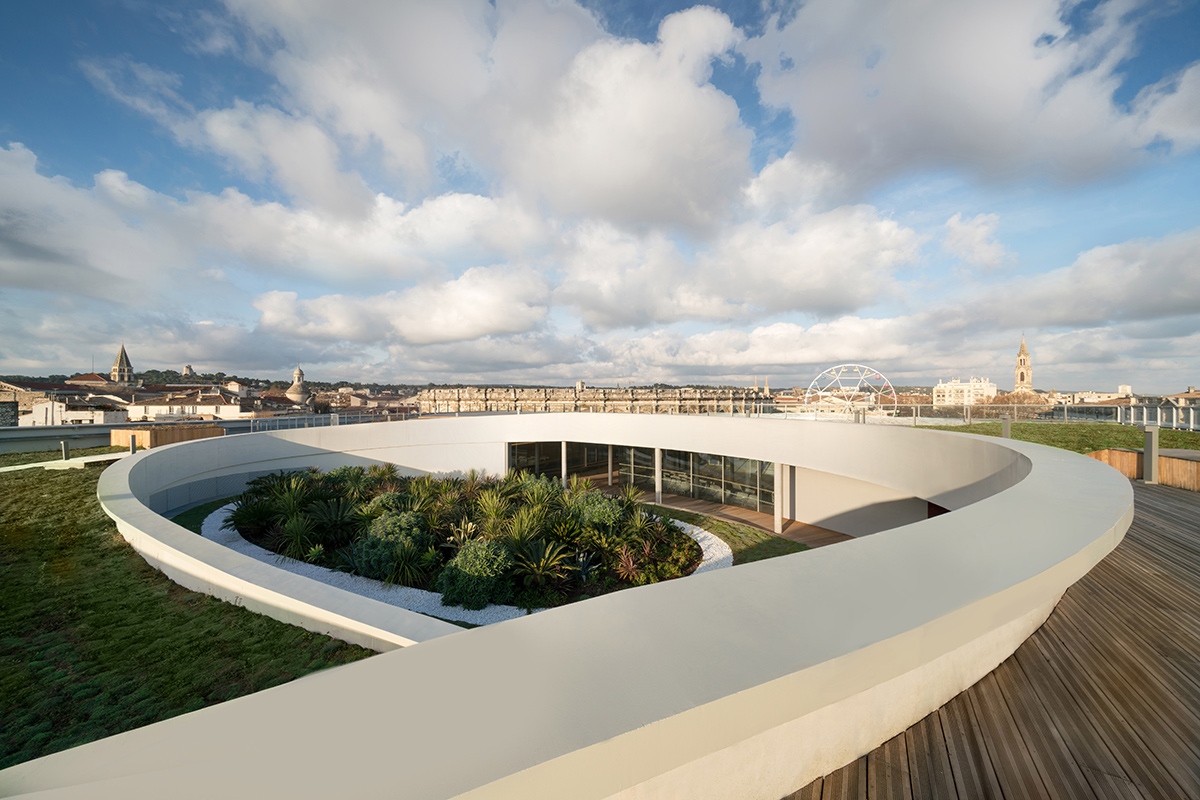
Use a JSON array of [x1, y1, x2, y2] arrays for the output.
[[0, 414, 1134, 800]]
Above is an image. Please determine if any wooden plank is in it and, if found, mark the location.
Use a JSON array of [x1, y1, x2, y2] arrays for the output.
[[990, 657, 1100, 799], [789, 776, 822, 800], [1069, 565, 1200, 686], [938, 694, 1004, 800], [1004, 646, 1140, 799], [967, 673, 1052, 799], [905, 713, 957, 800], [1019, 634, 1181, 799], [867, 733, 913, 800], [820, 756, 866, 800], [1037, 609, 1200, 791], [1055, 595, 1200, 757]]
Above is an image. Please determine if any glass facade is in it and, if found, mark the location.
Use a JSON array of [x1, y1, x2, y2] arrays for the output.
[[507, 441, 775, 515], [508, 441, 609, 479]]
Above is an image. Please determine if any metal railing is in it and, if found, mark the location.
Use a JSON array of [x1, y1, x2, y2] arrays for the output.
[[246, 412, 409, 433]]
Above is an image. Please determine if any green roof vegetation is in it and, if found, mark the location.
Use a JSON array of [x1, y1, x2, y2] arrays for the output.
[[0, 462, 373, 770], [921, 421, 1200, 454]]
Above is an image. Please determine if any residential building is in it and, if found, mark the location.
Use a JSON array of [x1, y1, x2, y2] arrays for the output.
[[20, 397, 128, 426], [932, 377, 998, 406]]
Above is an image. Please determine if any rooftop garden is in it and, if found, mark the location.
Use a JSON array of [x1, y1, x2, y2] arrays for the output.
[[222, 466, 702, 611], [0, 463, 372, 770], [922, 421, 1200, 454]]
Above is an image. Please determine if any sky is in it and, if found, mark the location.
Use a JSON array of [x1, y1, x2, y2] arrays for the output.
[[1, 0, 1198, 393]]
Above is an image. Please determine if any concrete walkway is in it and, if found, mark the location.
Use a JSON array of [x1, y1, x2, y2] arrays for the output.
[[0, 452, 130, 473]]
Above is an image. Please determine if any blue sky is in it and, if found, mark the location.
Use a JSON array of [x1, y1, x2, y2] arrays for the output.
[[1, 0, 1198, 392]]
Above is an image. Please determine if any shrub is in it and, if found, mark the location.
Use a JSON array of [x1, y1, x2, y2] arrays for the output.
[[361, 492, 404, 517], [574, 492, 623, 532], [369, 510, 425, 541], [222, 498, 274, 540], [436, 539, 513, 610]]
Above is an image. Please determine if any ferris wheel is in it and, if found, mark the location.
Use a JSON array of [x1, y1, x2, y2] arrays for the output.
[[802, 364, 898, 416]]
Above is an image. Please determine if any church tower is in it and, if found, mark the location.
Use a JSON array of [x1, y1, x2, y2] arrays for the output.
[[1013, 337, 1033, 393], [110, 344, 133, 385], [285, 365, 311, 406]]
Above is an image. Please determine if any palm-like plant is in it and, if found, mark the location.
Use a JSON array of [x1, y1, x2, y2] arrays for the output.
[[367, 463, 399, 483], [273, 514, 316, 561], [618, 483, 644, 511], [624, 508, 653, 540], [270, 486, 311, 526], [506, 505, 546, 549], [474, 489, 511, 537], [307, 497, 362, 549], [513, 539, 572, 589], [521, 476, 562, 511], [391, 540, 437, 588], [221, 498, 275, 539], [549, 518, 582, 547]]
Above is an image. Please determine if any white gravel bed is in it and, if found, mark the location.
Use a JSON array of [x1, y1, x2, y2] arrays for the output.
[[676, 521, 734, 573], [200, 504, 732, 626]]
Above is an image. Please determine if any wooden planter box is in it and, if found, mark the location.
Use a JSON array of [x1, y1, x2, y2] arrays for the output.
[[1089, 448, 1200, 492], [111, 425, 224, 450]]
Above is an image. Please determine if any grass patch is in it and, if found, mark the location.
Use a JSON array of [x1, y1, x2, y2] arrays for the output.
[[0, 465, 374, 770], [647, 505, 808, 565], [170, 497, 238, 535], [0, 446, 126, 469], [920, 421, 1200, 455]]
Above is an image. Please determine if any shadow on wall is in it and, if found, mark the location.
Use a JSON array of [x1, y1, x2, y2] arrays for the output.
[[811, 497, 931, 537]]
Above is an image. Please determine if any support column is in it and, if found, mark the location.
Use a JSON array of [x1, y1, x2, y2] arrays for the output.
[[607, 445, 614, 486], [1143, 425, 1159, 484], [773, 462, 783, 534], [1001, 415, 1012, 439], [654, 447, 663, 505], [561, 441, 568, 488]]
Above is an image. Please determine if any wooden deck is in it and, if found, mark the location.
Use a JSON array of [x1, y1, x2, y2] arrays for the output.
[[587, 474, 855, 550], [651, 491, 853, 549], [784, 482, 1200, 799]]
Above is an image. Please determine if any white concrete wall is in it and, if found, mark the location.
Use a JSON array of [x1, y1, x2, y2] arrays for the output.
[[0, 413, 1133, 800], [792, 465, 930, 535]]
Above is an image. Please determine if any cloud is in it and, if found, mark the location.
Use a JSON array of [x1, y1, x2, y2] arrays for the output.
[[741, 0, 1192, 187], [943, 213, 1011, 270], [1135, 61, 1200, 151], [976, 228, 1200, 328], [508, 6, 751, 229], [0, 144, 185, 301], [254, 266, 551, 345], [556, 204, 922, 329], [185, 101, 375, 216]]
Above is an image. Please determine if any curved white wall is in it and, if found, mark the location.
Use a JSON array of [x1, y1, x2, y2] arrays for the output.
[[0, 414, 1132, 800]]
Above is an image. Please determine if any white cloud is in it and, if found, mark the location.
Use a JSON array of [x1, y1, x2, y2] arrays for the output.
[[1136, 61, 1200, 151], [741, 0, 1182, 186], [508, 6, 751, 229], [185, 101, 374, 216], [743, 153, 846, 217], [557, 205, 921, 329], [254, 266, 551, 345], [976, 228, 1200, 328], [943, 212, 1010, 270]]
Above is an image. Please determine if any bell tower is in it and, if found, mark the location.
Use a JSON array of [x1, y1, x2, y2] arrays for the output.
[[110, 344, 133, 385], [1014, 337, 1033, 393]]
